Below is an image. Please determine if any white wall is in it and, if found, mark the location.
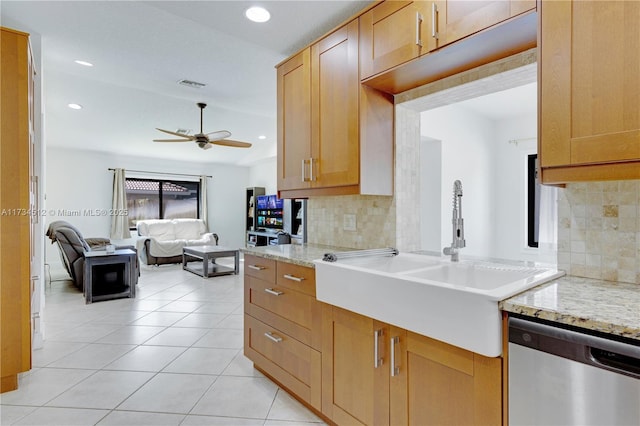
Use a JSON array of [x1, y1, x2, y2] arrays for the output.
[[421, 105, 495, 258], [491, 114, 538, 261], [420, 105, 551, 263], [45, 147, 250, 268], [248, 156, 277, 194]]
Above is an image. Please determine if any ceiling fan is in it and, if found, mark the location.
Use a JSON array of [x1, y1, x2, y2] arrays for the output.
[[154, 102, 252, 150]]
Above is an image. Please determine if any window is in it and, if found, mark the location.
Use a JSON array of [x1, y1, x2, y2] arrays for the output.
[[126, 178, 200, 229], [527, 154, 539, 248]]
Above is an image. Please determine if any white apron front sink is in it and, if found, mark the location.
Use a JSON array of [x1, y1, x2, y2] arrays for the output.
[[314, 253, 563, 357]]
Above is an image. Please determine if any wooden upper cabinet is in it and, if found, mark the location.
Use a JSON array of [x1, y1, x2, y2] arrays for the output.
[[311, 19, 360, 189], [360, 1, 446, 80], [539, 0, 640, 183], [444, 1, 510, 44], [277, 19, 394, 198], [277, 48, 311, 192], [360, 0, 537, 94]]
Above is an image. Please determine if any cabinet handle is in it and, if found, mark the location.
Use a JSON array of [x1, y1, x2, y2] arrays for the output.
[[309, 157, 315, 182], [248, 264, 266, 271], [374, 329, 384, 368], [390, 336, 400, 377], [283, 274, 304, 282], [301, 159, 307, 182], [264, 331, 283, 343], [416, 12, 423, 47], [432, 3, 439, 39], [264, 288, 284, 296]]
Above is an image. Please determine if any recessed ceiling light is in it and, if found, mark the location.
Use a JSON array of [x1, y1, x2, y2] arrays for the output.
[[68, 103, 83, 110], [245, 6, 270, 23], [74, 60, 93, 67], [258, 135, 267, 140]]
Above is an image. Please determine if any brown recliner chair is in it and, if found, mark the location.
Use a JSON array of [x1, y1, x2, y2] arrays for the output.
[[46, 220, 139, 290]]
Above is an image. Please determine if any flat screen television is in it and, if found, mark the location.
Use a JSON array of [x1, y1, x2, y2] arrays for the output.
[[256, 194, 284, 230]]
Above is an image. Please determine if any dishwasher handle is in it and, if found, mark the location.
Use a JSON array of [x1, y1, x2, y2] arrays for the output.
[[509, 317, 640, 379]]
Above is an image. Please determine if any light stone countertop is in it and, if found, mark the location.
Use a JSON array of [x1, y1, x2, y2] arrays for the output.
[[243, 245, 640, 342], [500, 276, 640, 342], [241, 243, 354, 268]]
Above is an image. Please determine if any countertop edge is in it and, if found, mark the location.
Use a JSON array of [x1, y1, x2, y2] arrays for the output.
[[500, 278, 640, 342]]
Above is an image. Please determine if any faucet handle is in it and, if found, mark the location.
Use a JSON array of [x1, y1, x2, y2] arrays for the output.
[[443, 246, 459, 261]]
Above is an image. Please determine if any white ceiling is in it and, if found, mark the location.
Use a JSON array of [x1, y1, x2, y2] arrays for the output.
[[1, 0, 372, 166], [454, 82, 537, 121], [2, 1, 536, 167]]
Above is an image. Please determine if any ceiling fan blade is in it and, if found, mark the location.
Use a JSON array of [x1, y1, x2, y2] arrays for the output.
[[205, 130, 232, 141], [210, 139, 252, 148], [153, 138, 194, 142], [156, 128, 195, 139]]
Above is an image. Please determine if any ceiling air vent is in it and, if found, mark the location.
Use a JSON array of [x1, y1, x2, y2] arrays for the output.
[[178, 79, 206, 89]]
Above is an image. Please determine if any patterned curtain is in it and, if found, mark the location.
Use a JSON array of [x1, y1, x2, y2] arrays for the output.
[[110, 168, 130, 239]]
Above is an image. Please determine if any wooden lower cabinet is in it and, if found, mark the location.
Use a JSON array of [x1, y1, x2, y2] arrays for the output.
[[322, 306, 503, 425], [244, 257, 503, 425], [321, 306, 392, 425], [244, 315, 322, 409], [243, 255, 323, 411]]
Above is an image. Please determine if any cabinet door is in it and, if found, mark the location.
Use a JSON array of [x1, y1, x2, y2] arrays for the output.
[[443, 1, 510, 45], [360, 1, 444, 80], [277, 49, 311, 191], [311, 20, 359, 189], [1, 28, 32, 393], [539, 1, 640, 179], [390, 331, 502, 425], [322, 306, 389, 426]]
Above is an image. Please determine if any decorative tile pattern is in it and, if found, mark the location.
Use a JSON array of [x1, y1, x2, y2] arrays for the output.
[[557, 181, 640, 284]]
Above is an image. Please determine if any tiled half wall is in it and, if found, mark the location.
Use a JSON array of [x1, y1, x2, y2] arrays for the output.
[[558, 181, 640, 284]]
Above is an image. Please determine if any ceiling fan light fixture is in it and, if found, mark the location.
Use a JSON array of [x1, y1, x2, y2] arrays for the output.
[[245, 6, 270, 23]]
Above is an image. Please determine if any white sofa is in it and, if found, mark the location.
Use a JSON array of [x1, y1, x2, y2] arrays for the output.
[[136, 218, 218, 265]]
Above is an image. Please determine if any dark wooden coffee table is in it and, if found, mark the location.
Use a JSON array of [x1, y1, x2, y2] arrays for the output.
[[182, 245, 239, 278]]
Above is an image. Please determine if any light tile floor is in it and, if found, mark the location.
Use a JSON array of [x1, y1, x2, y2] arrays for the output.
[[0, 261, 326, 426]]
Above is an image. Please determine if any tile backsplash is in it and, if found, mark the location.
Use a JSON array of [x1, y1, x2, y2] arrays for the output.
[[558, 180, 640, 284], [306, 195, 395, 249]]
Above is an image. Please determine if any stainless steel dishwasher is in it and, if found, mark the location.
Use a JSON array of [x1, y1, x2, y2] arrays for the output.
[[508, 316, 640, 425]]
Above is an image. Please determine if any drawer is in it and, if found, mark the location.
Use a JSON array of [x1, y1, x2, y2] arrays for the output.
[[276, 261, 316, 297], [244, 275, 322, 349], [245, 315, 321, 410], [244, 254, 276, 282]]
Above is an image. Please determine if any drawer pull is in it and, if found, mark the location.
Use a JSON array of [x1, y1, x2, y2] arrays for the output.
[[264, 332, 283, 343], [283, 274, 304, 282], [248, 264, 266, 271], [264, 288, 284, 296]]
